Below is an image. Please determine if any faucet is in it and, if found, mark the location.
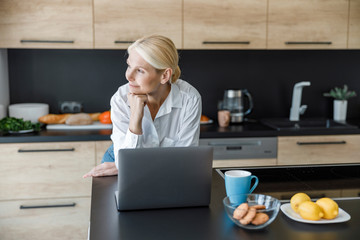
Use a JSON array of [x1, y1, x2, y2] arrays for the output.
[[289, 81, 311, 121]]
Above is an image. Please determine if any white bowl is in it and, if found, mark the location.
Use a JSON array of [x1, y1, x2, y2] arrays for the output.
[[9, 103, 49, 123]]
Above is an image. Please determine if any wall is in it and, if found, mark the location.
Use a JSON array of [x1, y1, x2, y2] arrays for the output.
[[7, 49, 360, 121]]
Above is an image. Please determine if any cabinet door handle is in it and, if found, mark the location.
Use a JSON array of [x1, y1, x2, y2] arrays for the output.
[[20, 40, 74, 44], [226, 146, 242, 150], [202, 41, 250, 45], [114, 40, 134, 44], [297, 141, 346, 145], [18, 148, 75, 153], [285, 41, 332, 45], [20, 203, 76, 209]]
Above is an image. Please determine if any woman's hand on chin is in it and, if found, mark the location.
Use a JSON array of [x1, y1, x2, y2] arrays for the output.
[[128, 92, 148, 113], [128, 92, 148, 134], [83, 162, 118, 178]]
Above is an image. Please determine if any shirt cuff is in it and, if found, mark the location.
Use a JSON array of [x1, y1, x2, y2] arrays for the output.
[[121, 128, 142, 149]]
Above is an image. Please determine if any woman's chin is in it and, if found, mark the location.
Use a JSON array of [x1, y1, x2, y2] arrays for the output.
[[129, 86, 140, 93]]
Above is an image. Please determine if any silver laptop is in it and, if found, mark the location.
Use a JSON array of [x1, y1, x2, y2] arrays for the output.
[[115, 146, 213, 211]]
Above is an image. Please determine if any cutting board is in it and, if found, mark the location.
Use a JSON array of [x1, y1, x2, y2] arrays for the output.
[[46, 121, 112, 130]]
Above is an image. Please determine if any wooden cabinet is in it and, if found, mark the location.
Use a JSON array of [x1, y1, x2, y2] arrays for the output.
[[0, 142, 94, 200], [95, 140, 113, 165], [0, 198, 90, 240], [0, 141, 96, 240], [93, 0, 182, 49], [0, 0, 93, 49], [277, 135, 360, 165], [268, 0, 349, 49], [183, 0, 267, 49], [349, 0, 360, 48], [0, 1, 356, 50]]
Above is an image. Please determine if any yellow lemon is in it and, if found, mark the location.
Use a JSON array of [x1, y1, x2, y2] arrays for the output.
[[290, 193, 311, 213], [298, 201, 324, 221], [316, 198, 339, 220]]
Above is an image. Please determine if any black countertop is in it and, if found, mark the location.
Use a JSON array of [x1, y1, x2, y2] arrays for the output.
[[89, 166, 360, 240], [0, 129, 112, 143], [200, 120, 360, 138], [1, 119, 360, 143]]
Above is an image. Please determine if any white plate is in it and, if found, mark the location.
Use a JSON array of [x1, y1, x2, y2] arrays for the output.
[[8, 129, 34, 134], [46, 121, 112, 130], [200, 119, 213, 125], [280, 203, 351, 224]]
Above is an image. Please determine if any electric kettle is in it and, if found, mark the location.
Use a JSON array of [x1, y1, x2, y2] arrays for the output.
[[222, 89, 253, 123]]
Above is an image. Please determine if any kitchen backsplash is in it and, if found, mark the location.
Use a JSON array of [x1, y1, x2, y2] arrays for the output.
[[7, 49, 360, 121]]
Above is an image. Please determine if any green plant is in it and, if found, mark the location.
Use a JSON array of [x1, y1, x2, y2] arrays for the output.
[[323, 85, 357, 100], [0, 117, 41, 132]]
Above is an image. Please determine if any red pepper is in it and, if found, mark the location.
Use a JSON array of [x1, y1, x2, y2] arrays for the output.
[[99, 111, 112, 124]]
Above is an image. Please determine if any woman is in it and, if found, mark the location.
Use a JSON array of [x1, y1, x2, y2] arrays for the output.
[[83, 35, 202, 178]]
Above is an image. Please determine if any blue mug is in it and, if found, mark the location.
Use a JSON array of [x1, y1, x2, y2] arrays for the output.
[[225, 170, 259, 200]]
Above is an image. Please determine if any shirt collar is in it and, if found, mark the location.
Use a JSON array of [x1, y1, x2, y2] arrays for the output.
[[156, 83, 182, 118], [125, 84, 131, 107], [167, 83, 182, 108]]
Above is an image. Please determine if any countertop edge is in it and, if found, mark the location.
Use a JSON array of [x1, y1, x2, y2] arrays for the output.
[[1, 122, 360, 143]]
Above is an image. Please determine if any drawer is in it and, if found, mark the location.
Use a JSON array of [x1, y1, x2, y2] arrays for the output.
[[0, 197, 90, 240], [261, 190, 342, 201], [212, 158, 277, 168], [341, 189, 360, 198], [0, 142, 95, 200], [200, 137, 277, 160], [278, 135, 360, 165]]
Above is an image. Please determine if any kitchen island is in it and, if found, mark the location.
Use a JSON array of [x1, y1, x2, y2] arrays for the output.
[[89, 166, 360, 240]]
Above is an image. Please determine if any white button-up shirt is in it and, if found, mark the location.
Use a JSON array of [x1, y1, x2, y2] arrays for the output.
[[110, 79, 202, 168]]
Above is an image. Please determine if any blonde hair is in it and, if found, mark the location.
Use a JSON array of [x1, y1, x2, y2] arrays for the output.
[[128, 35, 181, 83]]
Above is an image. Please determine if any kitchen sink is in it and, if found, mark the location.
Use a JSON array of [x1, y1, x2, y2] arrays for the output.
[[261, 118, 358, 131]]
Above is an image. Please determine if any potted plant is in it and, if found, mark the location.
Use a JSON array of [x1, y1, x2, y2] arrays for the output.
[[323, 85, 357, 122]]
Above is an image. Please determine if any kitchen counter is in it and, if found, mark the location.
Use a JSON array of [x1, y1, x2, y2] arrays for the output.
[[89, 166, 360, 240], [200, 119, 360, 138], [1, 119, 360, 143], [0, 129, 112, 143]]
